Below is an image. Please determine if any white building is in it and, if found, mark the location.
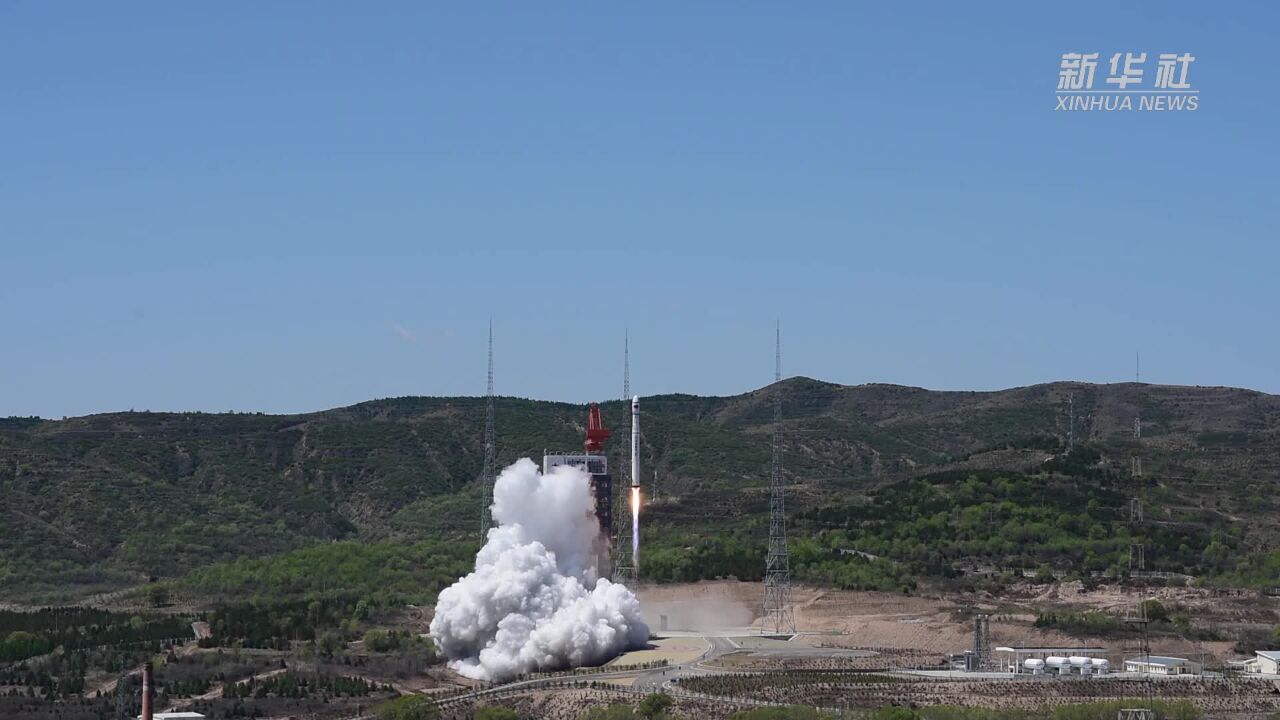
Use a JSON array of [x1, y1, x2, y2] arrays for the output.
[[138, 713, 205, 720], [1244, 650, 1280, 674], [1123, 655, 1201, 675]]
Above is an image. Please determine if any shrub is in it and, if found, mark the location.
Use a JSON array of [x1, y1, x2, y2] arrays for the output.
[[376, 694, 440, 720]]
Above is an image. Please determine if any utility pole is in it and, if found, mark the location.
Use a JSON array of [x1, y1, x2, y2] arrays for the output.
[[762, 320, 795, 634], [480, 321, 496, 537]]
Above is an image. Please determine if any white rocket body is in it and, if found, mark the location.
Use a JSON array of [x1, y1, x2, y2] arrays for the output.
[[630, 396, 639, 488]]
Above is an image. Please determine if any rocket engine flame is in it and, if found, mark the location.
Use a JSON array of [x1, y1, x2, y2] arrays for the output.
[[631, 486, 640, 573]]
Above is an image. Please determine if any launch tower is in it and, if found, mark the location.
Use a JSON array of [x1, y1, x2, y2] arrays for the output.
[[544, 403, 615, 578]]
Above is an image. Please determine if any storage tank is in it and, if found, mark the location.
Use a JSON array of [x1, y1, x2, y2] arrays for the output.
[[1070, 656, 1092, 675], [1023, 658, 1046, 675], [1046, 656, 1068, 673], [1091, 658, 1110, 674]]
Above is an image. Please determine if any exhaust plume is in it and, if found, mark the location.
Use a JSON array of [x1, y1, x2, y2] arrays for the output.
[[429, 458, 649, 681], [631, 486, 640, 572]]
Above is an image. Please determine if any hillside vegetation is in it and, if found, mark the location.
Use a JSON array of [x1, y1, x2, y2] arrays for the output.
[[3, 379, 1280, 601]]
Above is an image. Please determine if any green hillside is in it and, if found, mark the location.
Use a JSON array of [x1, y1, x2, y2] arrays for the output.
[[3, 378, 1279, 602]]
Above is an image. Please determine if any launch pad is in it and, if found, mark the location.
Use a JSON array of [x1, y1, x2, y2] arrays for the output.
[[542, 400, 640, 583], [543, 403, 618, 579]]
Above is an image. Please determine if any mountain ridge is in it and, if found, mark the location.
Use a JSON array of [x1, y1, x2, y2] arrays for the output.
[[3, 377, 1279, 601], [10, 376, 1277, 424]]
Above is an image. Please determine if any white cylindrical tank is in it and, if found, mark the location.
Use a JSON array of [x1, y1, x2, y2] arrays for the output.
[[1091, 658, 1110, 674], [1046, 656, 1068, 673], [1069, 656, 1091, 667], [1023, 658, 1046, 674]]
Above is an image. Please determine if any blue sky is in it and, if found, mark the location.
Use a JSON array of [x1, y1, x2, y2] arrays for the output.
[[3, 3, 1277, 417]]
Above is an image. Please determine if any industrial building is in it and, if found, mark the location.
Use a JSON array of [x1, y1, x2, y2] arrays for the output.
[[994, 646, 1110, 674], [138, 714, 205, 720], [1242, 650, 1280, 675], [1123, 655, 1202, 675]]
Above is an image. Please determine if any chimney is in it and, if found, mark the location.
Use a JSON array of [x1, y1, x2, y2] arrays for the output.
[[141, 662, 153, 720]]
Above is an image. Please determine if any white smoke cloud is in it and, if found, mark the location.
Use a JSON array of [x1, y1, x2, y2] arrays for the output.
[[429, 458, 649, 681]]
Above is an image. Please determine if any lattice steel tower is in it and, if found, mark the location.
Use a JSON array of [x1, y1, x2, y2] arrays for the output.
[[1122, 354, 1154, 716], [973, 614, 992, 671], [1129, 356, 1144, 571], [612, 333, 636, 583], [1067, 392, 1075, 448], [762, 321, 795, 634], [480, 321, 496, 537]]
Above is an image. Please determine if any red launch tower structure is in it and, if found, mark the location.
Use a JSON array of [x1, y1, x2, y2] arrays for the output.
[[585, 403, 611, 453]]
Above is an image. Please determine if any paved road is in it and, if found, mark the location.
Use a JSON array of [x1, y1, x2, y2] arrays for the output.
[[631, 635, 752, 691], [631, 635, 874, 693]]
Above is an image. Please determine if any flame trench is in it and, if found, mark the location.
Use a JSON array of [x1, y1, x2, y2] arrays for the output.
[[631, 486, 640, 573]]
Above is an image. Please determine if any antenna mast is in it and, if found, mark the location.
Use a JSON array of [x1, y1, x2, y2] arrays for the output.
[[480, 321, 496, 537], [762, 321, 795, 634]]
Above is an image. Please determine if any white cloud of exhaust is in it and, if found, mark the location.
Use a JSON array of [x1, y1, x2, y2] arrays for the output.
[[429, 458, 649, 681]]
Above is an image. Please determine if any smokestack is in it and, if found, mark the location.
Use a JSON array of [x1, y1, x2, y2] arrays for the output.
[[630, 396, 639, 488], [141, 662, 153, 720]]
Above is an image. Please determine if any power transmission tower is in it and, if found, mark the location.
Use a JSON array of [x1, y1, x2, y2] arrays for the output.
[[480, 321, 496, 537], [1123, 592, 1154, 713], [762, 321, 795, 634], [612, 333, 636, 583], [1067, 392, 1075, 448], [1122, 355, 1154, 718], [1129, 366, 1144, 570]]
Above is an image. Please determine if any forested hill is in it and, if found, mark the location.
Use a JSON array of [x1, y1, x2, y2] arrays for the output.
[[3, 378, 1280, 601]]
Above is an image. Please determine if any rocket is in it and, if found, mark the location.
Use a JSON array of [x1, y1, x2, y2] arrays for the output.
[[631, 395, 640, 487], [629, 395, 642, 574]]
